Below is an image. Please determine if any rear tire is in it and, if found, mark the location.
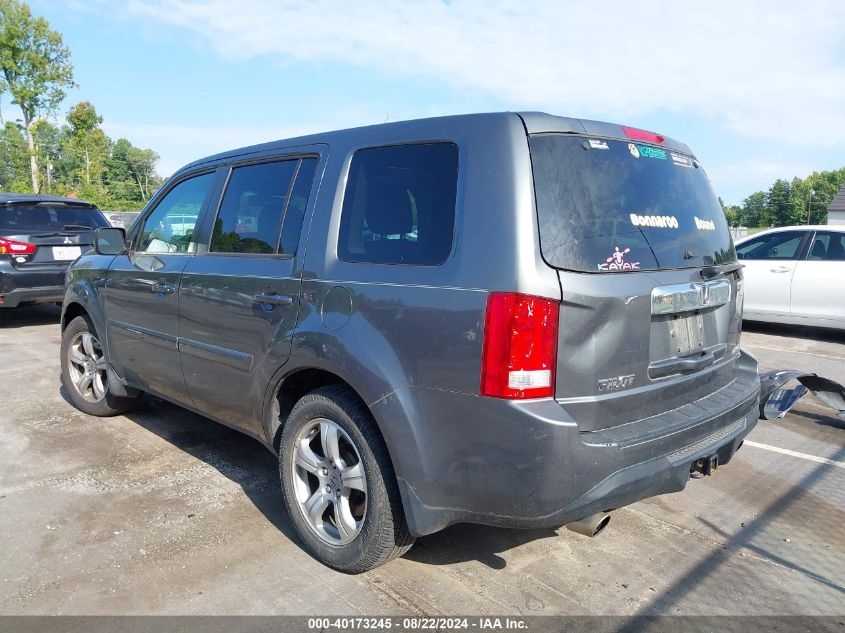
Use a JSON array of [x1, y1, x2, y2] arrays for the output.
[[60, 315, 140, 416], [279, 385, 415, 572]]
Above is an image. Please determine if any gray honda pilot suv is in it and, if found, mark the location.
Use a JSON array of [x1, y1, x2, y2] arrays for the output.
[[60, 112, 760, 572]]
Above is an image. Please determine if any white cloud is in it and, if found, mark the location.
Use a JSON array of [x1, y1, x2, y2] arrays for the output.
[[123, 0, 845, 146]]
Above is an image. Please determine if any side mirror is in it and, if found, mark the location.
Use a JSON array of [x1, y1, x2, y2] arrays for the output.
[[95, 227, 127, 255]]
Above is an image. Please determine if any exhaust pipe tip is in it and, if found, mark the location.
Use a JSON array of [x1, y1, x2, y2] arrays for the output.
[[565, 513, 611, 538]]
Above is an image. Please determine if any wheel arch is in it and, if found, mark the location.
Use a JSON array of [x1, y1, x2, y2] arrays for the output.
[[61, 300, 89, 331]]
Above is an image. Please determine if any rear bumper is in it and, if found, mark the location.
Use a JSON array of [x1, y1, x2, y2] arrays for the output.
[[0, 259, 67, 308], [374, 349, 760, 537]]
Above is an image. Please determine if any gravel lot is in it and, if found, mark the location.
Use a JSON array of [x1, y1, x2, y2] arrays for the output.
[[1, 305, 843, 616]]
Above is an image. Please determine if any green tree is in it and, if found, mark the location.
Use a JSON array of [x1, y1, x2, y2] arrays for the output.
[[62, 101, 110, 189], [766, 178, 791, 226], [740, 191, 767, 227], [31, 118, 60, 192], [106, 137, 162, 207], [0, 0, 74, 192], [0, 119, 28, 190]]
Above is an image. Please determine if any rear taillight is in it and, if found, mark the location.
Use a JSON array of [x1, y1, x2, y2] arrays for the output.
[[481, 293, 559, 399], [0, 237, 37, 255], [621, 125, 665, 144]]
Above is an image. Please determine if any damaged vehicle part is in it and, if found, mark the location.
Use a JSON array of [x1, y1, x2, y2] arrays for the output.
[[759, 370, 845, 420]]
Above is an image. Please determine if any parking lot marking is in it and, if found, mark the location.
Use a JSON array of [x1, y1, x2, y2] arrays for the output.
[[743, 440, 845, 469], [745, 345, 844, 362]]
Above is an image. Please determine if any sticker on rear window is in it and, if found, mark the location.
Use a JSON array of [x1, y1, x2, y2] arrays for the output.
[[599, 246, 641, 271], [630, 213, 679, 229], [636, 145, 667, 160], [628, 143, 640, 158], [671, 152, 693, 168], [588, 139, 609, 150], [695, 216, 716, 231]]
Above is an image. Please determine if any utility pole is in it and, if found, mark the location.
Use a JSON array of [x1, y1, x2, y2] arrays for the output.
[[807, 188, 815, 224]]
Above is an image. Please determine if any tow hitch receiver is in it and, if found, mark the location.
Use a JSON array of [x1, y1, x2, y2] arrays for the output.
[[692, 454, 719, 476]]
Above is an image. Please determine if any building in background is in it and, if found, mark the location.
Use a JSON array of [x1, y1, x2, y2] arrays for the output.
[[829, 184, 845, 225]]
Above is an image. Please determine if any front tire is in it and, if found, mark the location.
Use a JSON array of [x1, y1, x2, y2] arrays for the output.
[[60, 315, 140, 416], [279, 385, 415, 572]]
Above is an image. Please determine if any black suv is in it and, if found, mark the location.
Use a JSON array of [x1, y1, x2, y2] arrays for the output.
[[1, 194, 109, 309], [60, 113, 760, 572]]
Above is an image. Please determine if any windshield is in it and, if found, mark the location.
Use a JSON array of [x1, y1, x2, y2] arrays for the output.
[[0, 204, 109, 233], [529, 134, 735, 272]]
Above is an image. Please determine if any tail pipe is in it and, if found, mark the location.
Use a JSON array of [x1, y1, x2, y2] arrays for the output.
[[565, 513, 611, 538]]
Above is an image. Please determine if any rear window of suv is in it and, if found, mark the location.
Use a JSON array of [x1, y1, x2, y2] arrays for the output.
[[0, 204, 109, 232], [529, 134, 735, 272]]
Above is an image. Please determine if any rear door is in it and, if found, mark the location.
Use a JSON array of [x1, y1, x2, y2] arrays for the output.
[[735, 230, 809, 317], [790, 230, 845, 326], [177, 154, 320, 434], [529, 132, 744, 432], [105, 171, 218, 402]]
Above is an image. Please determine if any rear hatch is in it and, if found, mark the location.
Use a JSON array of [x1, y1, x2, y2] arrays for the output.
[[528, 129, 743, 433], [0, 202, 109, 269]]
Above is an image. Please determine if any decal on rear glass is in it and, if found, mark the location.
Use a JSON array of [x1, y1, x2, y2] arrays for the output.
[[588, 139, 609, 150], [628, 143, 640, 158], [637, 145, 667, 160], [599, 246, 641, 271], [630, 213, 679, 229], [695, 216, 716, 231], [671, 152, 693, 168]]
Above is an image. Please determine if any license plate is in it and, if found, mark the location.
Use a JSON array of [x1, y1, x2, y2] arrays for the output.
[[52, 246, 81, 260], [673, 313, 705, 354]]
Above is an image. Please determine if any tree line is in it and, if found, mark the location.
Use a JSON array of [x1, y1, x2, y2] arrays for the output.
[[0, 0, 163, 210], [720, 167, 845, 228]]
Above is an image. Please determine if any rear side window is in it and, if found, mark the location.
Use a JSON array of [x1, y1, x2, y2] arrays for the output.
[[339, 143, 458, 265], [736, 231, 805, 260], [0, 205, 108, 232], [530, 134, 735, 272], [808, 232, 845, 261], [211, 160, 298, 254]]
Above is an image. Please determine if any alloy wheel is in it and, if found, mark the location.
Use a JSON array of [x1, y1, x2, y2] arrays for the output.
[[291, 418, 367, 545], [67, 331, 109, 403]]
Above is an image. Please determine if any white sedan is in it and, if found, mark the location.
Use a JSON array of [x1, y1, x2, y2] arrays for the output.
[[735, 225, 845, 330]]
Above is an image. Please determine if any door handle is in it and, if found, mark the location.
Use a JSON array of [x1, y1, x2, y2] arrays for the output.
[[769, 266, 791, 273], [253, 293, 294, 307], [648, 344, 728, 379], [150, 282, 175, 294]]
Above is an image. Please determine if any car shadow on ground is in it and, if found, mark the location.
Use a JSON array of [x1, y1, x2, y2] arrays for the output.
[[743, 320, 845, 344], [60, 390, 552, 569], [0, 303, 61, 328], [58, 384, 302, 545], [408, 524, 559, 569], [788, 404, 845, 431]]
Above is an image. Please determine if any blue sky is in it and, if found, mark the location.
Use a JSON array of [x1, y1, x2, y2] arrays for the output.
[[14, 0, 845, 204]]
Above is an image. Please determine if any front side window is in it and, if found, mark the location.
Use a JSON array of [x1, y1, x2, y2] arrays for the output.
[[807, 232, 845, 261], [211, 160, 299, 254], [736, 231, 805, 260], [338, 143, 458, 265], [137, 173, 215, 254]]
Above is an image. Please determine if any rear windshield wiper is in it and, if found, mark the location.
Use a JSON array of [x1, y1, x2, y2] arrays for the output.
[[63, 224, 94, 231], [700, 262, 744, 279]]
